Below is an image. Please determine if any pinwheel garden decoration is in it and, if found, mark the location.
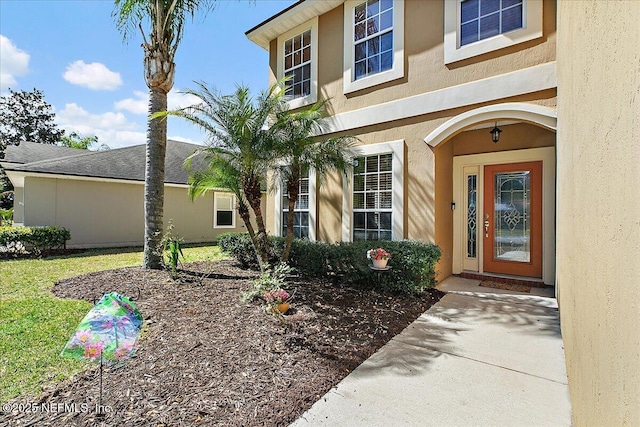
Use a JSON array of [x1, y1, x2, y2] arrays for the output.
[[61, 292, 143, 415]]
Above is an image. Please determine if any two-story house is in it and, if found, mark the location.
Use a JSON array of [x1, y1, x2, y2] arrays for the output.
[[247, 0, 557, 285]]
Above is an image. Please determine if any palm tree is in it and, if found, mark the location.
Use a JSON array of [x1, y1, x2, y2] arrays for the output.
[[272, 100, 357, 263], [162, 82, 285, 268], [113, 0, 215, 269]]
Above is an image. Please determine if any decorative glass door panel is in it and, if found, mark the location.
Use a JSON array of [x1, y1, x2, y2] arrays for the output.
[[494, 171, 530, 262], [483, 162, 542, 277]]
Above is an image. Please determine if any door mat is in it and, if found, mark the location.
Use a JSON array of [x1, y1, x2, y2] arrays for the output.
[[479, 280, 532, 293]]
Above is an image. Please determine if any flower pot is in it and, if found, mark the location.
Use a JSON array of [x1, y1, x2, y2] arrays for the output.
[[372, 259, 388, 269], [277, 302, 290, 314]]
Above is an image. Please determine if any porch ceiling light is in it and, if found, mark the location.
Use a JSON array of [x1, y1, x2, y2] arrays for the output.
[[490, 122, 502, 143]]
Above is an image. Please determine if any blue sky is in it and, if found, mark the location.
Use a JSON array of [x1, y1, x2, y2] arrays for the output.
[[0, 0, 295, 149]]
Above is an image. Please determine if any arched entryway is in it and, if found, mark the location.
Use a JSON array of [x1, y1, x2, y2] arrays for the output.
[[425, 103, 557, 285]]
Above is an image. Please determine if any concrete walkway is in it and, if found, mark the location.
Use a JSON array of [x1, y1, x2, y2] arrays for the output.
[[291, 277, 571, 427]]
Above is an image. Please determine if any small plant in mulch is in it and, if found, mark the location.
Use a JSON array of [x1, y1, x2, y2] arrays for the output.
[[161, 221, 184, 279], [243, 263, 294, 317]]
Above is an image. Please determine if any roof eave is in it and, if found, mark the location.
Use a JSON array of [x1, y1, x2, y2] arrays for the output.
[[246, 0, 344, 50]]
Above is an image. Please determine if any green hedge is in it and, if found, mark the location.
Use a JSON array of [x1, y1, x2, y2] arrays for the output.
[[0, 226, 71, 255], [218, 232, 441, 294]]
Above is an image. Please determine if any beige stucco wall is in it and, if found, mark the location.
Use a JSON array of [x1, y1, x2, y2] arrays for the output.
[[556, 1, 640, 426], [309, 102, 555, 279], [269, 0, 556, 115], [12, 186, 24, 224], [262, 0, 559, 281], [22, 177, 251, 248]]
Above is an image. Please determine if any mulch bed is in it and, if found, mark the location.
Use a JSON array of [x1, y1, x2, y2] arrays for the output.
[[2, 259, 443, 426], [479, 280, 532, 293]]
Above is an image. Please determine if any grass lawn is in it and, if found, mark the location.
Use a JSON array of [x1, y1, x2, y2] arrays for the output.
[[0, 245, 226, 404]]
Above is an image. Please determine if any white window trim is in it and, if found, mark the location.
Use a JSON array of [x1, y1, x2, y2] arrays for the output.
[[343, 0, 405, 94], [276, 17, 319, 110], [342, 140, 404, 242], [274, 167, 317, 241], [444, 0, 543, 64], [213, 193, 236, 229]]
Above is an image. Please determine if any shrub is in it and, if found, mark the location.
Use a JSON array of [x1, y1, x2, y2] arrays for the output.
[[218, 233, 441, 294], [0, 226, 71, 255], [0, 208, 13, 226], [218, 232, 283, 268]]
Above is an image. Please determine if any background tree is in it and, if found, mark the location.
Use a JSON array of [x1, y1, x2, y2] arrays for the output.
[[0, 88, 65, 159], [272, 100, 356, 262], [114, 0, 216, 269], [59, 132, 109, 151], [161, 82, 284, 268], [0, 88, 65, 212]]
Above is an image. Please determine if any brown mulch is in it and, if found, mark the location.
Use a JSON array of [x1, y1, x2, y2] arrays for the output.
[[479, 280, 532, 293], [2, 259, 444, 426]]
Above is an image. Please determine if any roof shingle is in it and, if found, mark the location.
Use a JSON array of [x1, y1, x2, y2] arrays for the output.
[[3, 140, 206, 185]]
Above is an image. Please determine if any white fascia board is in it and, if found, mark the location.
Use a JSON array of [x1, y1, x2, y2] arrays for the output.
[[319, 61, 557, 135], [4, 171, 196, 189], [247, 0, 344, 50]]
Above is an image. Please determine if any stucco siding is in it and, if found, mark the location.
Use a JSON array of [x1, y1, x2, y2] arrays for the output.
[[270, 0, 557, 117], [21, 177, 251, 248], [12, 186, 24, 224], [556, 1, 640, 425]]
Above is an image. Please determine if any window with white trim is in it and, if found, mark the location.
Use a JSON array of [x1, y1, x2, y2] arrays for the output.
[[282, 168, 310, 239], [214, 193, 235, 228], [444, 0, 543, 64], [353, 0, 394, 81], [284, 30, 312, 99], [277, 18, 318, 109], [460, 0, 523, 46], [343, 0, 404, 93], [353, 153, 393, 240]]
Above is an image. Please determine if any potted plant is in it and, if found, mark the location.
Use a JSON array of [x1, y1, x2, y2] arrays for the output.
[[263, 288, 291, 313], [367, 247, 391, 269]]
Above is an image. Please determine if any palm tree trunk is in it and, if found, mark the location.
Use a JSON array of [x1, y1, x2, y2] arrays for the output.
[[143, 87, 168, 269], [282, 179, 299, 263], [244, 175, 270, 268], [237, 198, 263, 268]]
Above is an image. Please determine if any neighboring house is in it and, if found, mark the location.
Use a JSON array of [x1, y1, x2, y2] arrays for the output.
[[248, 1, 640, 425], [1, 140, 252, 248], [247, 0, 558, 285]]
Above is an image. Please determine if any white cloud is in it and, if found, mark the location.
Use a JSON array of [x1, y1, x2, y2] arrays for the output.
[[63, 60, 122, 91], [57, 103, 144, 149], [0, 35, 30, 89], [168, 90, 201, 110], [114, 89, 201, 115], [114, 90, 148, 114]]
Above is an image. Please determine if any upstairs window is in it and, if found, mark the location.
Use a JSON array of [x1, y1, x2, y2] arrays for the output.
[[343, 0, 404, 93], [460, 0, 524, 46], [284, 29, 312, 99], [277, 18, 318, 109], [353, 0, 394, 81], [444, 0, 542, 64]]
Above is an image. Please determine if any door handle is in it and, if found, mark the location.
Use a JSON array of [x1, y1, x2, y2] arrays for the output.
[[484, 220, 490, 237]]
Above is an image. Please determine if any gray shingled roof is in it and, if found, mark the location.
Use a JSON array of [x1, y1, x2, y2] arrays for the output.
[[3, 140, 207, 185], [2, 142, 86, 165]]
